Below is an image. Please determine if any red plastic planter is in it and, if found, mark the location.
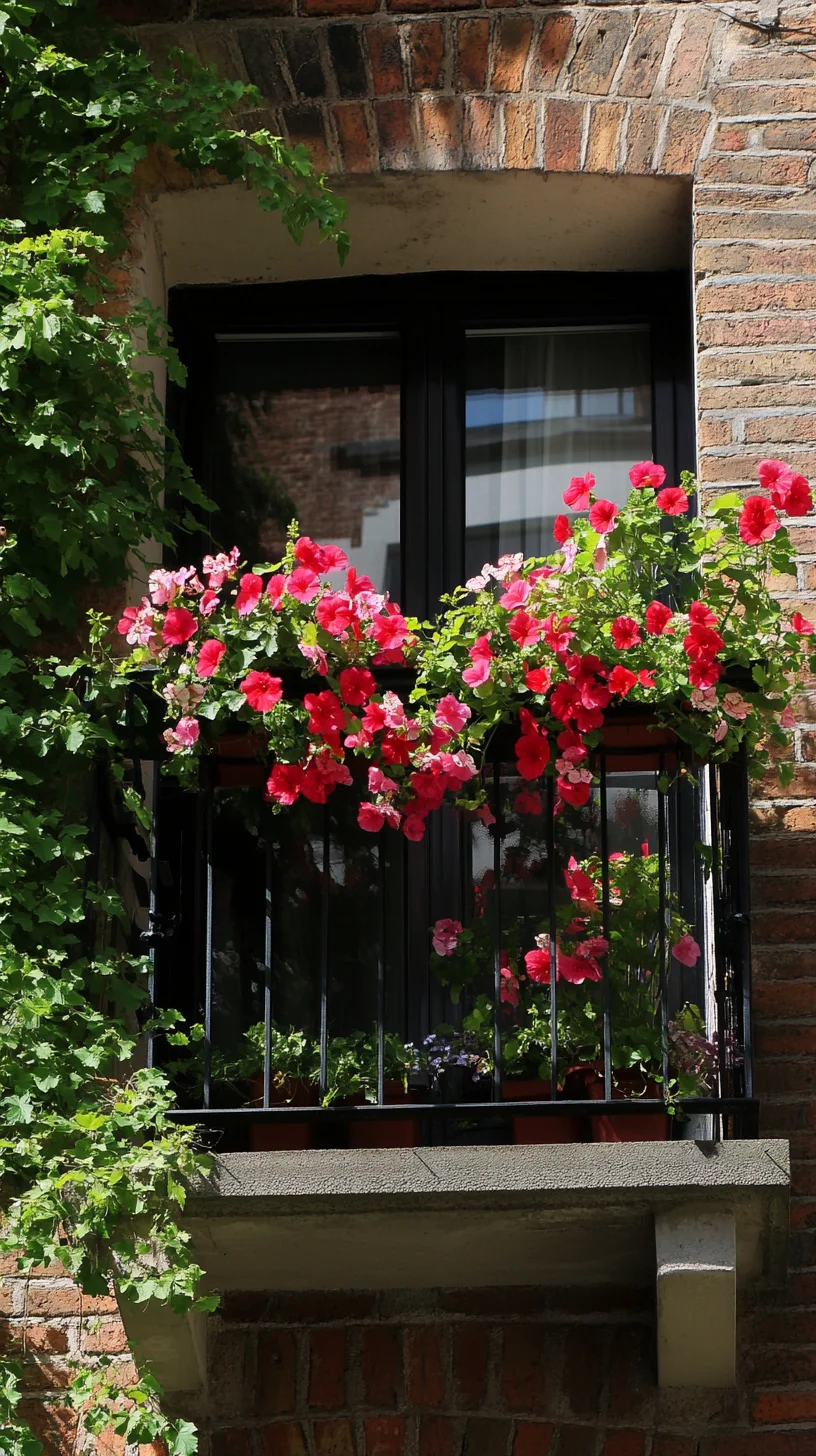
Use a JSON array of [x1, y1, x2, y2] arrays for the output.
[[348, 1082, 422, 1148], [501, 1078, 587, 1145], [248, 1075, 318, 1151], [584, 1068, 670, 1143]]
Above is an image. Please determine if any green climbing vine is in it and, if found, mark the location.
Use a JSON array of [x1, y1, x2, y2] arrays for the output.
[[0, 4, 347, 1452]]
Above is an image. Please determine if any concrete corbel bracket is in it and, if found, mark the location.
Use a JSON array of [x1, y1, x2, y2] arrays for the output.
[[655, 1206, 736, 1388]]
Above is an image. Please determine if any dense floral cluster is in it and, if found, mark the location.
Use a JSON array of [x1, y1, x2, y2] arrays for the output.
[[118, 460, 816, 839]]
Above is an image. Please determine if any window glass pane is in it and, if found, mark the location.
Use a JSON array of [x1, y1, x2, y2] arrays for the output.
[[465, 327, 652, 576], [209, 335, 401, 596]]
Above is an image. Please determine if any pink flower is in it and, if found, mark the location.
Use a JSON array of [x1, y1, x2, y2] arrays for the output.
[[117, 602, 156, 646], [435, 695, 472, 734], [266, 763, 304, 806], [321, 543, 350, 572], [240, 670, 283, 712], [783, 474, 813, 516], [611, 616, 641, 650], [200, 589, 220, 617], [299, 642, 329, 675], [285, 567, 321, 603], [203, 547, 240, 590], [499, 579, 531, 612], [368, 611, 410, 651], [432, 918, 462, 956], [305, 690, 346, 742], [722, 692, 750, 721], [163, 717, 200, 754], [463, 634, 494, 688], [266, 575, 285, 610], [316, 593, 353, 637], [563, 472, 595, 510], [508, 610, 541, 649], [645, 601, 673, 636], [402, 814, 426, 842], [162, 606, 198, 647], [691, 686, 718, 712], [358, 802, 385, 833], [672, 934, 701, 967], [515, 789, 542, 816], [558, 776, 591, 808], [500, 964, 520, 1007], [558, 952, 602, 984], [525, 666, 551, 694], [792, 612, 815, 636], [588, 499, 619, 535], [713, 720, 728, 743], [758, 458, 793, 503], [196, 639, 226, 678], [525, 947, 551, 984], [553, 514, 572, 544], [629, 461, 666, 491], [656, 486, 689, 516], [739, 495, 779, 545], [235, 573, 263, 616], [338, 667, 376, 705], [608, 664, 637, 697]]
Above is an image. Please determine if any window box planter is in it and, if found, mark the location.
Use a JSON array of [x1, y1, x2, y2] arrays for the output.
[[583, 1066, 670, 1144], [347, 1083, 422, 1148], [248, 1075, 318, 1151], [501, 1077, 587, 1145]]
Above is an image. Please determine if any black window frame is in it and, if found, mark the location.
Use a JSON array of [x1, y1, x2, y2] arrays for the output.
[[167, 270, 695, 619]]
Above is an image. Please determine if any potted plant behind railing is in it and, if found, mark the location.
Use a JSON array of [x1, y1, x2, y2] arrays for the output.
[[112, 457, 816, 1137], [324, 1029, 423, 1147], [240, 1024, 320, 1151]]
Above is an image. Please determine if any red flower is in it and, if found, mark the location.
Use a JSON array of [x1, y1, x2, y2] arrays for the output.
[[558, 776, 591, 808], [525, 947, 551, 984], [608, 664, 637, 697], [463, 633, 494, 687], [294, 536, 327, 573], [304, 690, 346, 741], [629, 461, 666, 491], [402, 814, 426, 842], [499, 579, 531, 611], [553, 514, 572, 544], [516, 736, 551, 781], [645, 600, 673, 636], [162, 606, 197, 646], [758, 459, 793, 504], [368, 611, 410, 651], [358, 802, 385, 833], [542, 613, 576, 652], [286, 566, 321, 603], [792, 612, 815, 636], [525, 666, 551, 694], [689, 660, 720, 688], [550, 681, 580, 723], [508, 610, 541, 649], [610, 616, 641, 650], [316, 593, 353, 637], [514, 789, 542, 816], [689, 600, 718, 627], [783, 474, 813, 516], [338, 667, 376, 705], [241, 670, 283, 712], [235, 573, 263, 616], [655, 486, 689, 516], [266, 575, 285, 610], [638, 668, 657, 688], [322, 544, 349, 572], [196, 639, 226, 678], [266, 763, 304, 805], [563, 472, 595, 510], [588, 498, 619, 535], [684, 623, 724, 662], [739, 495, 779, 545]]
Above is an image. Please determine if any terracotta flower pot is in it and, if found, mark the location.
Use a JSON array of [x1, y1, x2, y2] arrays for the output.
[[248, 1075, 318, 1151], [501, 1077, 586, 1145], [583, 1066, 670, 1143], [348, 1081, 422, 1148]]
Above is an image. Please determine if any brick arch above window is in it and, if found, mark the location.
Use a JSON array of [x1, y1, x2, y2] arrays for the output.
[[127, 6, 726, 179]]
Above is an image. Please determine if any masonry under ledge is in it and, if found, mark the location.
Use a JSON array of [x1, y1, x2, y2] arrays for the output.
[[119, 1139, 789, 1397]]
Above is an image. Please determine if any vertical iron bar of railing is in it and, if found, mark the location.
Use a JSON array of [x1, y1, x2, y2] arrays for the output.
[[546, 768, 559, 1103], [708, 760, 728, 1124], [492, 760, 503, 1100], [263, 822, 273, 1111], [146, 762, 159, 1072], [599, 751, 612, 1102], [657, 752, 670, 1100], [202, 781, 214, 1112], [734, 746, 754, 1101], [319, 804, 330, 1101], [377, 829, 386, 1107]]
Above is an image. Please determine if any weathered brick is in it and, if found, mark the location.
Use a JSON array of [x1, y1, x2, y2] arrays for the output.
[[562, 1327, 605, 1419], [260, 1424, 308, 1456], [406, 1326, 447, 1408], [388, 0, 472, 12], [765, 119, 816, 149], [556, 1431, 595, 1456], [664, 11, 716, 97], [659, 106, 710, 174], [258, 1331, 297, 1418], [753, 1389, 816, 1423], [26, 1288, 80, 1318], [24, 1324, 69, 1355], [416, 95, 462, 167], [512, 1426, 554, 1456], [699, 280, 816, 313], [504, 98, 537, 168], [212, 1433, 252, 1456], [500, 1326, 547, 1415], [364, 1417, 406, 1456], [313, 1421, 356, 1456], [81, 1320, 127, 1354], [704, 1438, 816, 1455], [419, 1417, 459, 1456], [490, 16, 534, 93], [624, 102, 663, 174], [571, 12, 633, 97], [601, 1434, 645, 1456], [650, 1441, 697, 1456], [452, 1325, 488, 1411], [283, 106, 332, 171], [698, 153, 810, 186], [366, 24, 404, 95], [713, 83, 816, 117], [531, 15, 575, 92], [327, 25, 368, 98], [585, 101, 624, 172], [333, 102, 374, 171], [463, 1421, 512, 1456], [408, 20, 446, 90], [302, 0, 377, 11], [463, 96, 501, 168], [309, 1329, 347, 1410], [283, 29, 326, 99], [544, 99, 584, 171], [362, 1326, 400, 1408], [454, 18, 489, 92], [375, 98, 415, 169], [607, 1327, 654, 1425], [616, 10, 673, 97]]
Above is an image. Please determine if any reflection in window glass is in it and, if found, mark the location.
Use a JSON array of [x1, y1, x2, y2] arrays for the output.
[[209, 335, 401, 596], [465, 327, 652, 577]]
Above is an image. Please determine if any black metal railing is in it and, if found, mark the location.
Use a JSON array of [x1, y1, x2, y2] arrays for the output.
[[118, 709, 756, 1149]]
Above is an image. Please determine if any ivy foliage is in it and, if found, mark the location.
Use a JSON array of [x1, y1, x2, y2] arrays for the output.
[[0, 3, 347, 1453]]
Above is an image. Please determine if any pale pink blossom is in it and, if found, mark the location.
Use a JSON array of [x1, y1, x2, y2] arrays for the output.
[[435, 694, 472, 734], [713, 720, 728, 743], [691, 686, 718, 713], [163, 717, 200, 753], [722, 692, 750, 721], [432, 918, 462, 957], [672, 934, 702, 967]]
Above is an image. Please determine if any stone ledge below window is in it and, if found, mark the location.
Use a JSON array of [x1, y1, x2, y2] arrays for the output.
[[119, 1139, 789, 1398]]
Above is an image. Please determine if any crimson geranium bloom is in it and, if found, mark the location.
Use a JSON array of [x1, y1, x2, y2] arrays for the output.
[[588, 498, 618, 535], [266, 763, 303, 805], [196, 639, 226, 678], [610, 616, 641, 650], [629, 461, 666, 490], [525, 948, 551, 983], [553, 514, 572, 544], [645, 601, 673, 636], [338, 667, 376, 705], [608, 664, 637, 697], [655, 487, 689, 516], [235, 572, 263, 615], [241, 670, 283, 712], [739, 495, 779, 545], [162, 606, 197, 646], [563, 472, 595, 510]]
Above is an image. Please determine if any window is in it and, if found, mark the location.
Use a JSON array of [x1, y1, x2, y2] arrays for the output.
[[149, 272, 753, 1145]]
